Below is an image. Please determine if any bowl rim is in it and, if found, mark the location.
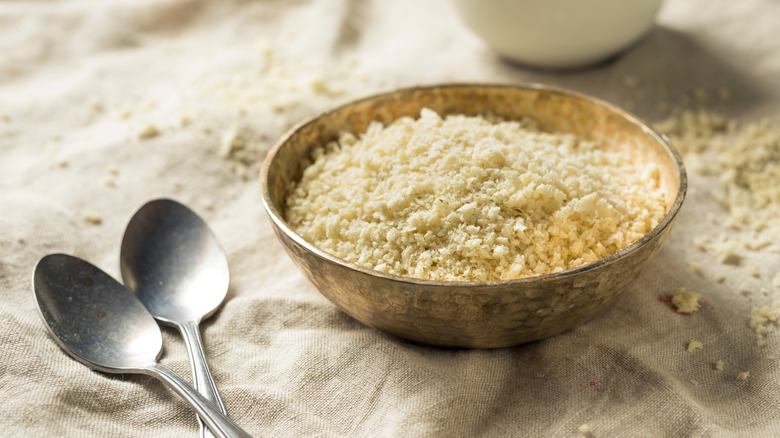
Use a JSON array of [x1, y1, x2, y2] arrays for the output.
[[260, 82, 687, 288]]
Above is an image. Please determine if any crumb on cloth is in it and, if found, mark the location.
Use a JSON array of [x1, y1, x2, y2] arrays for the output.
[[82, 212, 102, 225], [750, 301, 780, 346], [671, 287, 702, 314], [138, 124, 160, 139], [687, 340, 703, 353]]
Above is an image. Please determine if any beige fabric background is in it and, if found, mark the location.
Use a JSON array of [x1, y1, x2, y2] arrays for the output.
[[2, 0, 780, 436]]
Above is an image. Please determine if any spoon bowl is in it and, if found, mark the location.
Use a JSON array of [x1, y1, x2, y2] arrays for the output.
[[120, 199, 229, 324], [33, 253, 162, 372], [32, 254, 252, 438], [120, 198, 230, 438]]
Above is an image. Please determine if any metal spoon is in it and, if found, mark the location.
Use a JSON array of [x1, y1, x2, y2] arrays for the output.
[[120, 199, 229, 438], [32, 254, 252, 438]]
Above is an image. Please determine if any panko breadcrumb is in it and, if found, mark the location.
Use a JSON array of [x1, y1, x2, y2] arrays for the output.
[[750, 301, 780, 346], [687, 340, 704, 352], [286, 109, 667, 281], [82, 212, 102, 225], [671, 287, 702, 314], [138, 124, 160, 139]]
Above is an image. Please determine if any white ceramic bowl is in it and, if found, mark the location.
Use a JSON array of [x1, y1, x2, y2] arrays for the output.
[[453, 0, 664, 68]]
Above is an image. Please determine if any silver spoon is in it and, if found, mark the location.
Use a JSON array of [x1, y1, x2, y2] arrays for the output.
[[32, 254, 253, 438], [120, 199, 229, 438]]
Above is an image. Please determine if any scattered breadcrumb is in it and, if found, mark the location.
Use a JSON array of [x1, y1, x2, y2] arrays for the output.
[[671, 287, 702, 314], [653, 110, 730, 155], [218, 124, 261, 178], [690, 379, 699, 386], [102, 177, 116, 188], [87, 96, 104, 112], [716, 87, 731, 102], [714, 360, 724, 371], [310, 78, 331, 95], [688, 262, 701, 274], [693, 87, 708, 103], [200, 39, 360, 132], [742, 234, 772, 251], [750, 301, 780, 346], [737, 372, 750, 381], [687, 341, 703, 352], [656, 112, 780, 248], [232, 162, 248, 179], [139, 99, 157, 111], [578, 424, 591, 436], [83, 212, 102, 225], [138, 124, 160, 139], [219, 125, 241, 156], [106, 165, 119, 175], [621, 75, 638, 88], [57, 159, 69, 168], [653, 105, 780, 353], [712, 239, 740, 265]]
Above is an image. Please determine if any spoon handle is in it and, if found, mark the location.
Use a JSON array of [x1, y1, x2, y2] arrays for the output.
[[179, 320, 227, 438], [146, 363, 253, 438]]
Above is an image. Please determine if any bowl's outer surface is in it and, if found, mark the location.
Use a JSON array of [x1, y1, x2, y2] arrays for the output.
[[261, 84, 686, 348], [452, 0, 664, 69]]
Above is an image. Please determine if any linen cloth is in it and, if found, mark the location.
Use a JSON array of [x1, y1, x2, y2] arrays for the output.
[[2, 0, 780, 436]]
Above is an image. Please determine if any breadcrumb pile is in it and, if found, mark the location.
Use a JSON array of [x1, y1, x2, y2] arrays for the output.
[[286, 109, 666, 281]]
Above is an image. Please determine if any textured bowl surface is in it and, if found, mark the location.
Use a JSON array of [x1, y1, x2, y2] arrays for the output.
[[260, 83, 686, 348]]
